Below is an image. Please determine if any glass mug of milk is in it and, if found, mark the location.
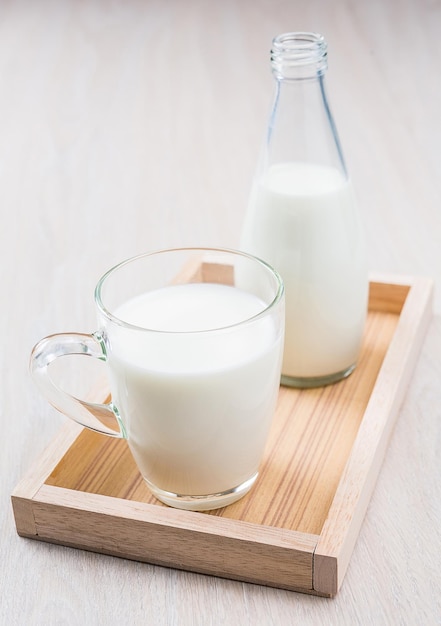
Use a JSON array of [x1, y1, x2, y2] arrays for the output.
[[30, 248, 285, 511]]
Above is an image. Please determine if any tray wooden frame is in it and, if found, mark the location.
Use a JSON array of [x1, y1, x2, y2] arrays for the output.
[[12, 272, 433, 596]]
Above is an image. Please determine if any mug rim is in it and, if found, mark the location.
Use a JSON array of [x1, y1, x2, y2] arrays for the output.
[[94, 247, 284, 334]]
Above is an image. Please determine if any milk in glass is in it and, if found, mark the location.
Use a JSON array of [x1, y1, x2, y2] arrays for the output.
[[109, 282, 283, 497]]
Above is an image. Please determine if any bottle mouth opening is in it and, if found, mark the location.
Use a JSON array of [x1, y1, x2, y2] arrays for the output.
[[271, 32, 328, 78]]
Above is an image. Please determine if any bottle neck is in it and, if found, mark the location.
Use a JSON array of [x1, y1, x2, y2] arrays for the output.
[[265, 32, 347, 177], [271, 32, 328, 81]]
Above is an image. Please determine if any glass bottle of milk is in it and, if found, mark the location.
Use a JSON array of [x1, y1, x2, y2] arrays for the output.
[[241, 32, 368, 388]]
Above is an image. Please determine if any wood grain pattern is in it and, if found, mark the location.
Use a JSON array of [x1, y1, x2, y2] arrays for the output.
[[314, 274, 434, 595], [32, 485, 318, 593], [43, 306, 398, 533], [11, 276, 432, 596]]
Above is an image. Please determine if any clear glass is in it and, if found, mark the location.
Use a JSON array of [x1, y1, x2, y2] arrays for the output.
[[241, 32, 368, 388], [30, 248, 285, 511]]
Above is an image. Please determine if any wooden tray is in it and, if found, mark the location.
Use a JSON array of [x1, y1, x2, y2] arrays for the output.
[[12, 273, 433, 597]]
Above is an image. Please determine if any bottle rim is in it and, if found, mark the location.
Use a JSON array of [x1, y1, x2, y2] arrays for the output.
[[271, 32, 328, 78]]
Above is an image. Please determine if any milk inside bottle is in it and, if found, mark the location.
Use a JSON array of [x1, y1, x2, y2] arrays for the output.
[[242, 161, 367, 384], [241, 32, 368, 387]]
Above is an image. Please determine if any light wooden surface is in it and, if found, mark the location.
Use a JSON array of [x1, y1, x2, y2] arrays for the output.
[[1, 0, 441, 623], [11, 276, 433, 598]]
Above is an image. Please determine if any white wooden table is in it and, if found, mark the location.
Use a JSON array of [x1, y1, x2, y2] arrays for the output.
[[1, 1, 440, 623]]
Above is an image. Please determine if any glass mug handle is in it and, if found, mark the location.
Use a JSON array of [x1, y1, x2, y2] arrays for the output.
[[30, 332, 126, 438]]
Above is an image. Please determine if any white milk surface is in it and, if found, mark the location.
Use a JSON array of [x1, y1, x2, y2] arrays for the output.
[[109, 283, 283, 496], [242, 162, 368, 379]]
